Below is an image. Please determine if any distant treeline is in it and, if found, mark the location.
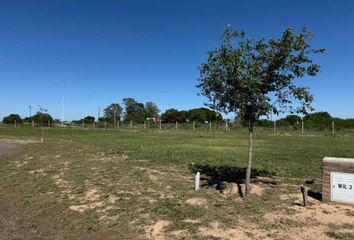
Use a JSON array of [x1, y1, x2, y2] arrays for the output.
[[256, 112, 354, 130], [2, 100, 354, 130], [1, 98, 223, 125]]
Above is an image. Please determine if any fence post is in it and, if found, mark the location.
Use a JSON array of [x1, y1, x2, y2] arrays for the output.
[[82, 120, 84, 128], [104, 120, 107, 128], [32, 120, 34, 128], [93, 121, 95, 129], [159, 120, 162, 130], [130, 120, 133, 128], [273, 121, 276, 133], [144, 121, 146, 130], [302, 121, 304, 134], [209, 121, 212, 131], [48, 120, 50, 127], [193, 121, 195, 131], [225, 121, 228, 132], [332, 121, 335, 134], [117, 120, 120, 129], [175, 121, 178, 130], [14, 120, 17, 128]]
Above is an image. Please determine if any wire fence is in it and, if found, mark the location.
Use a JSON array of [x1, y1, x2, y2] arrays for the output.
[[1, 120, 354, 135]]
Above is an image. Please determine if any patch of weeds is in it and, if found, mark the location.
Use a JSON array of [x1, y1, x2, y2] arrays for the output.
[[322, 209, 331, 214], [326, 230, 354, 240], [344, 209, 354, 217]]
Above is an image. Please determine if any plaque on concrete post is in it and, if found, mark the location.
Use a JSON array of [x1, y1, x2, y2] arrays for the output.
[[322, 157, 354, 205]]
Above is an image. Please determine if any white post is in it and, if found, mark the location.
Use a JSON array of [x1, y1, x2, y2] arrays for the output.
[[273, 121, 276, 133], [302, 121, 304, 134], [130, 120, 133, 128], [117, 120, 120, 129], [144, 121, 146, 130], [14, 120, 17, 128], [209, 121, 212, 131], [175, 121, 178, 130], [195, 171, 200, 191], [159, 120, 162, 130], [225, 121, 228, 132], [332, 121, 335, 134]]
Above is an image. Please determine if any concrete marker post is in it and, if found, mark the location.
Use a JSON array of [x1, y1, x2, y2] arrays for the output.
[[195, 171, 200, 191]]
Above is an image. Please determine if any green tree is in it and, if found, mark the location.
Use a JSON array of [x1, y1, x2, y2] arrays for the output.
[[161, 109, 187, 123], [198, 26, 324, 197], [31, 112, 54, 125], [2, 114, 22, 124], [103, 103, 123, 124], [83, 116, 95, 124], [123, 98, 145, 123], [187, 108, 222, 123], [144, 102, 160, 118]]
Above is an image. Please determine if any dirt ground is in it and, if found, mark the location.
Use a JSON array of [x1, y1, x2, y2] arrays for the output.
[[0, 138, 354, 240]]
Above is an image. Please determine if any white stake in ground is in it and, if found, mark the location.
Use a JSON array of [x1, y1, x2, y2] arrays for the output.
[[195, 171, 200, 191]]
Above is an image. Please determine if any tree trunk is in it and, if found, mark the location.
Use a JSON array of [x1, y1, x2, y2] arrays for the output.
[[245, 121, 254, 197]]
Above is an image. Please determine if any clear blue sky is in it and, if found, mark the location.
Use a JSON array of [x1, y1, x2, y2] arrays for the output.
[[1, 0, 353, 120]]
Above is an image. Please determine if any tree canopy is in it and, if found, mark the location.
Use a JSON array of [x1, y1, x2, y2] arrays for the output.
[[198, 26, 325, 123], [103, 103, 122, 123], [2, 114, 22, 124]]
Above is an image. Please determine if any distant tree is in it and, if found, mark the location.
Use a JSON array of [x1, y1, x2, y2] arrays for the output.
[[304, 111, 332, 129], [187, 108, 222, 123], [277, 114, 302, 127], [103, 103, 123, 124], [2, 114, 22, 124], [123, 98, 145, 123], [161, 109, 187, 123], [83, 116, 95, 124], [31, 112, 53, 125], [198, 26, 324, 196], [144, 102, 160, 118]]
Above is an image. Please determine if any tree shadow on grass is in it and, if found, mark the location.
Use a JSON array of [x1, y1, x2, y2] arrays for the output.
[[189, 164, 275, 195]]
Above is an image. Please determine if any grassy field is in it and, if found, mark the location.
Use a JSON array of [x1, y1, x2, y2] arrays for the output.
[[1, 127, 354, 239]]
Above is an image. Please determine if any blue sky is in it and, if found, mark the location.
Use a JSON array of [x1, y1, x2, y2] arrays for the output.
[[1, 0, 353, 120]]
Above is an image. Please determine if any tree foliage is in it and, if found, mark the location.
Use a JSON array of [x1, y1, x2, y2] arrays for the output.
[[144, 102, 160, 118], [103, 103, 123, 123], [2, 114, 22, 124], [161, 109, 187, 123], [31, 112, 54, 124], [123, 98, 146, 123], [198, 26, 325, 123], [187, 108, 222, 123]]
